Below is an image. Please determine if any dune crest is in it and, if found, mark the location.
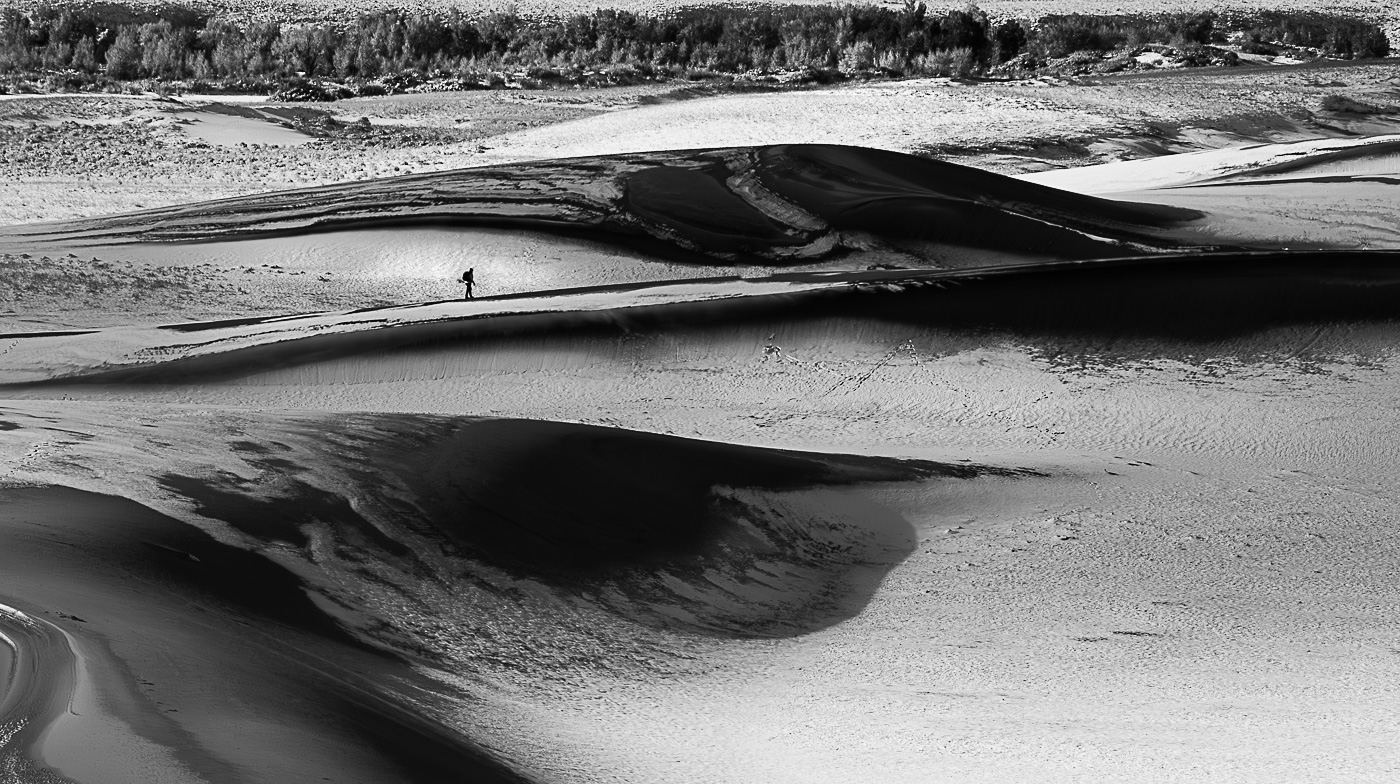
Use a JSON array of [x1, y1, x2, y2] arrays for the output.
[[4, 249, 1400, 386], [0, 406, 1026, 781], [3, 145, 1214, 266]]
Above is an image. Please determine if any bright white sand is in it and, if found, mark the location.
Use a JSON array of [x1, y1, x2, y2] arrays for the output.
[[177, 111, 313, 147], [1018, 135, 1400, 248], [1019, 134, 1400, 193]]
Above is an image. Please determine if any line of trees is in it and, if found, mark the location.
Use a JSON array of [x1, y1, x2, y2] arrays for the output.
[[0, 3, 1391, 91], [1035, 10, 1390, 60]]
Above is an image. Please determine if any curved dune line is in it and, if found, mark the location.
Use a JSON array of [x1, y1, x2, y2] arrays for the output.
[[0, 275, 840, 384], [1, 145, 1213, 263], [1020, 134, 1400, 194], [1191, 138, 1400, 185], [0, 485, 533, 784], [0, 604, 77, 778], [4, 249, 1400, 386], [0, 416, 1031, 781]]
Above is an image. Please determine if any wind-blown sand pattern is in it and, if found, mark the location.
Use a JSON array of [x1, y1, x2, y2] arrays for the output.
[[3, 64, 1400, 784], [5, 145, 1210, 264]]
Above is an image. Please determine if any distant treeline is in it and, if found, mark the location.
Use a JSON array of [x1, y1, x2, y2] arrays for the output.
[[0, 3, 1391, 93]]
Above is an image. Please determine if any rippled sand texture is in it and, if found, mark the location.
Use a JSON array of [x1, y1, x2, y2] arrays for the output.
[[5, 145, 1211, 265], [2, 85, 1400, 783]]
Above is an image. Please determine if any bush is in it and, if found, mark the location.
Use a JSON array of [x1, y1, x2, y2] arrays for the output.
[[1036, 15, 1118, 59], [103, 27, 142, 79], [1095, 53, 1133, 73], [796, 66, 844, 84], [1235, 12, 1389, 58], [271, 78, 344, 101], [1320, 94, 1391, 113], [0, 3, 1387, 94]]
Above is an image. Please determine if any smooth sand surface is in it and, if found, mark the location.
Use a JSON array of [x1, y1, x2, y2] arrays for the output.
[[1021, 137, 1400, 249], [177, 111, 313, 148], [1019, 135, 1400, 193]]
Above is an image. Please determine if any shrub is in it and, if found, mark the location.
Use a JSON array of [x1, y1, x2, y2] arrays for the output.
[[1095, 53, 1133, 73], [103, 27, 142, 79], [0, 3, 1387, 93], [917, 46, 975, 77], [992, 19, 1028, 62], [1320, 94, 1391, 113], [272, 78, 342, 101]]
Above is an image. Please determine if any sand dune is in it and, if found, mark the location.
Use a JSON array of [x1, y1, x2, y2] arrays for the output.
[[0, 483, 527, 784], [4, 75, 1400, 784], [10, 139, 1397, 305], [3, 145, 1213, 267], [4, 271, 1400, 780], [0, 407, 1011, 782], [1020, 134, 1400, 193], [4, 249, 1400, 387], [1020, 135, 1400, 250]]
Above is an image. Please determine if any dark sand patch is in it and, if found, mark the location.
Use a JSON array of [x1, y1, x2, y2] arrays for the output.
[[2, 144, 1211, 265], [0, 486, 525, 784], [10, 249, 1400, 386]]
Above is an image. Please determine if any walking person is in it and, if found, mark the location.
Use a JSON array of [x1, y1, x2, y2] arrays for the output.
[[461, 267, 475, 300]]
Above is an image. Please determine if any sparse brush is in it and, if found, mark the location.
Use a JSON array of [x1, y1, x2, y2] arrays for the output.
[[1319, 94, 1394, 114], [0, 3, 1389, 97]]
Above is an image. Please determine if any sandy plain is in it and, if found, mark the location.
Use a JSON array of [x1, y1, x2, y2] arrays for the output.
[[1, 50, 1399, 784]]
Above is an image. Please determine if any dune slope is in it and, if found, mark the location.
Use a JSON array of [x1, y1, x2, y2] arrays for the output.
[[4, 249, 1400, 386], [0, 407, 1015, 782], [2, 145, 1211, 266]]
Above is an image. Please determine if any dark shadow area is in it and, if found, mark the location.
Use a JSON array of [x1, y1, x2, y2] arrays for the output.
[[854, 250, 1400, 338], [0, 486, 528, 784], [156, 473, 413, 557], [388, 417, 968, 579], [158, 311, 325, 332], [50, 482, 378, 649], [0, 329, 99, 339], [625, 162, 812, 251], [140, 414, 1030, 643], [758, 144, 1204, 237], [26, 249, 1400, 386], [328, 690, 534, 784], [350, 416, 1020, 637]]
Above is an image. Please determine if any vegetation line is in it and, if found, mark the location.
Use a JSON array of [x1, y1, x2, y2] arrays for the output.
[[0, 3, 1391, 99]]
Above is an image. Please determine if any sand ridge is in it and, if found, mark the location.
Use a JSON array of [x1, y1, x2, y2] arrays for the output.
[[4, 60, 1400, 227]]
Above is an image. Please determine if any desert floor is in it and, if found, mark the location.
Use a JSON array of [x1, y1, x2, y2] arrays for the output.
[[1, 58, 1399, 784]]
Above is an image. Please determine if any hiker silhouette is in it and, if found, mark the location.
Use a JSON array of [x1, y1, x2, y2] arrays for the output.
[[461, 268, 475, 300]]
